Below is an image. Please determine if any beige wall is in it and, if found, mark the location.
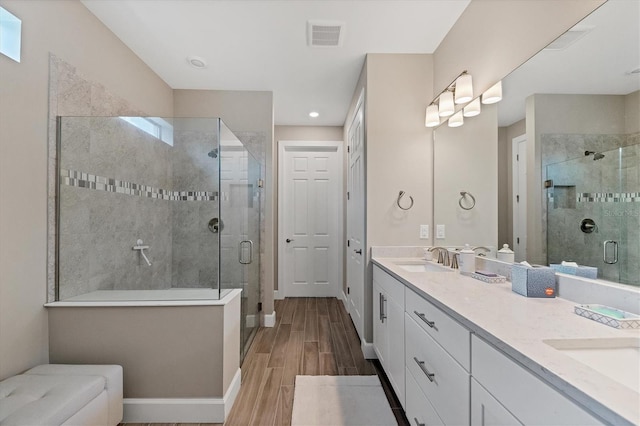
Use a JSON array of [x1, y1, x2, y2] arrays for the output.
[[625, 91, 640, 134], [0, 0, 173, 381], [173, 89, 275, 316], [502, 118, 526, 249], [433, 0, 604, 101], [273, 126, 344, 293], [433, 103, 498, 249]]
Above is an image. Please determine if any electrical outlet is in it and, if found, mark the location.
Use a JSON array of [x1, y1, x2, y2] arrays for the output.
[[419, 225, 429, 239], [436, 224, 446, 239]]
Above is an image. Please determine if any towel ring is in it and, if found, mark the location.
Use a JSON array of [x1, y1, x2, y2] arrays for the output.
[[397, 191, 414, 211], [458, 191, 476, 210]]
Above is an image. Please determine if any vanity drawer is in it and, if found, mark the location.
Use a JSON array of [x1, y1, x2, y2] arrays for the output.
[[472, 335, 602, 425], [406, 313, 470, 426], [405, 287, 470, 370], [405, 366, 444, 426], [373, 265, 404, 304]]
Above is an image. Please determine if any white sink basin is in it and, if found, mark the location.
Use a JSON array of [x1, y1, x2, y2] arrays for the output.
[[394, 262, 454, 273], [543, 337, 640, 392]]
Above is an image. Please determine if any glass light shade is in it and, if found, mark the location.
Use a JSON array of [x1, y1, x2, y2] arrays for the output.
[[438, 91, 454, 117], [425, 104, 440, 127], [482, 81, 503, 104], [448, 110, 464, 127], [463, 98, 481, 117], [454, 73, 473, 104]]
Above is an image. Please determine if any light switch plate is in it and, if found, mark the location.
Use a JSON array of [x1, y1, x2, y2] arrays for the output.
[[436, 224, 445, 239], [419, 225, 429, 239]]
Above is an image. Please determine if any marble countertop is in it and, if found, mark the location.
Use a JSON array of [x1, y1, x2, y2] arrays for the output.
[[372, 256, 640, 426]]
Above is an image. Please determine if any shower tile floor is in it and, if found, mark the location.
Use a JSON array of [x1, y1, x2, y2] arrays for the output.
[[120, 297, 407, 426]]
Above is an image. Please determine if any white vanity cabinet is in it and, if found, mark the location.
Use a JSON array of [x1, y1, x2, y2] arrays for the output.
[[471, 335, 602, 426], [405, 287, 471, 426], [471, 378, 522, 426], [372, 266, 405, 406]]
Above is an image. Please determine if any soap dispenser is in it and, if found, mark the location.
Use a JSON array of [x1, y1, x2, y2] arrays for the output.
[[459, 244, 475, 275], [497, 244, 515, 263]]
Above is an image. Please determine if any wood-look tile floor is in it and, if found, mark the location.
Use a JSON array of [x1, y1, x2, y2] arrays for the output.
[[122, 297, 408, 426]]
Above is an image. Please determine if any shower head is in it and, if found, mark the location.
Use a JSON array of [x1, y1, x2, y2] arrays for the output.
[[207, 149, 218, 158], [584, 150, 605, 161]]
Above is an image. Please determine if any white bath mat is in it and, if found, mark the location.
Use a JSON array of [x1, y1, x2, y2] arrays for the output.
[[291, 375, 396, 426]]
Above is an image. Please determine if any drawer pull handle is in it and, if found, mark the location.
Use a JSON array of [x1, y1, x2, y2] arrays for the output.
[[413, 418, 425, 426], [414, 310, 435, 328], [413, 357, 435, 382]]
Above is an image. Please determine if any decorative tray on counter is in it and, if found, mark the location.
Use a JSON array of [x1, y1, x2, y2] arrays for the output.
[[574, 304, 640, 329], [470, 272, 506, 284]]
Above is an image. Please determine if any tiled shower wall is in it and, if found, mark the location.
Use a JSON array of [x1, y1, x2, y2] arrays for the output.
[[543, 133, 640, 285]]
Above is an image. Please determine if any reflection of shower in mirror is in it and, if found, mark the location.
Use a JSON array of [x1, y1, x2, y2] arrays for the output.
[[584, 150, 605, 161]]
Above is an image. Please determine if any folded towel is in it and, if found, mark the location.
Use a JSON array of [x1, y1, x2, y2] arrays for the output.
[[475, 270, 498, 277], [519, 261, 532, 267], [561, 261, 579, 267]]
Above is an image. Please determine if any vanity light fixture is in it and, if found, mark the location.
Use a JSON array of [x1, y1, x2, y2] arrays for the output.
[[454, 72, 473, 104], [448, 110, 464, 128], [425, 104, 440, 127], [463, 97, 481, 117], [309, 111, 319, 118], [438, 90, 455, 117], [482, 80, 503, 104]]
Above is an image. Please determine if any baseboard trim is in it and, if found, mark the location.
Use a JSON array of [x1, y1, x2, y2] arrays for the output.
[[273, 290, 284, 300], [122, 368, 241, 423], [264, 310, 276, 327], [246, 314, 256, 328], [340, 291, 348, 307], [362, 339, 377, 359]]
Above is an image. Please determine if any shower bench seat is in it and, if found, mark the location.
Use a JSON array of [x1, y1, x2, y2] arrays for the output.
[[0, 364, 123, 426]]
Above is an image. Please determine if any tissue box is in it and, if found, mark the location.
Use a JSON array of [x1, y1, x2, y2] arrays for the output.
[[549, 264, 598, 279], [511, 264, 556, 298]]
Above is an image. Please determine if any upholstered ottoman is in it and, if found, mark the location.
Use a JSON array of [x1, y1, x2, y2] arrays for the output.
[[0, 364, 122, 426]]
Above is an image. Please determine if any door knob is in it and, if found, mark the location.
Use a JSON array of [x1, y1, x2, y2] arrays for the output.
[[286, 238, 294, 243], [355, 249, 362, 255]]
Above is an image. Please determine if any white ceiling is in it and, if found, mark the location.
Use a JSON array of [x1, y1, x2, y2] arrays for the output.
[[81, 0, 470, 126], [499, 0, 640, 127]]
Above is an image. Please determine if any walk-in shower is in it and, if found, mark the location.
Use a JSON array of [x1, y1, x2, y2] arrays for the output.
[[55, 116, 261, 360], [546, 143, 639, 285]]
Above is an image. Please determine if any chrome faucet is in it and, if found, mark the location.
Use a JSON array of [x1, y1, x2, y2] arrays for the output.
[[472, 246, 490, 257], [450, 251, 460, 269], [429, 246, 450, 266]]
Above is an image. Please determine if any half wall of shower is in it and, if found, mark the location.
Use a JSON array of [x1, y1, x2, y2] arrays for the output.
[[546, 139, 639, 286], [56, 116, 261, 358]]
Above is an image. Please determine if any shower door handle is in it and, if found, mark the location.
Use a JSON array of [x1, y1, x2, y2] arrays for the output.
[[239, 240, 254, 264], [603, 240, 618, 264]]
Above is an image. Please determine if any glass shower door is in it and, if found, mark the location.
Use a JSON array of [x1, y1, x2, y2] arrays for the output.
[[546, 143, 639, 286], [219, 120, 261, 361]]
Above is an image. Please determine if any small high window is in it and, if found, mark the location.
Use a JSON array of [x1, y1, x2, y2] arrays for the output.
[[0, 7, 21, 63], [119, 117, 174, 146]]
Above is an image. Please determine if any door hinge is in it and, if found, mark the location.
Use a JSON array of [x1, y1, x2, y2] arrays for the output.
[[347, 192, 350, 200], [258, 302, 262, 312], [516, 195, 519, 202], [257, 179, 264, 188], [544, 179, 554, 188], [347, 287, 350, 295], [347, 240, 350, 247], [517, 154, 519, 161], [517, 237, 520, 244], [347, 146, 350, 153]]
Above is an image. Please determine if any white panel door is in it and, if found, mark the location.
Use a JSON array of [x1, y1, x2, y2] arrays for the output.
[[347, 93, 365, 339], [512, 135, 527, 262], [279, 141, 343, 297]]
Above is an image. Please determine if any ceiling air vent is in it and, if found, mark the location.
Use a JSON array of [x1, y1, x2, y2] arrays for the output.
[[544, 26, 594, 51], [307, 20, 345, 47]]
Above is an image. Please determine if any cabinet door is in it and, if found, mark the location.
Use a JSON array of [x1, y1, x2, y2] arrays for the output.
[[386, 293, 405, 406], [372, 281, 387, 366], [471, 378, 522, 426]]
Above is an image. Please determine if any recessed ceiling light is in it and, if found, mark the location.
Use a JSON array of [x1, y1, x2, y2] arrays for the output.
[[309, 111, 319, 118], [187, 56, 207, 69]]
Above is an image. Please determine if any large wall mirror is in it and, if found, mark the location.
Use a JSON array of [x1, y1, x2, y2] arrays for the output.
[[434, 0, 639, 286]]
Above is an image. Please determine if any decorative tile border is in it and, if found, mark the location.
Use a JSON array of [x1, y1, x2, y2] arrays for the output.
[[60, 169, 218, 201], [577, 192, 639, 203]]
